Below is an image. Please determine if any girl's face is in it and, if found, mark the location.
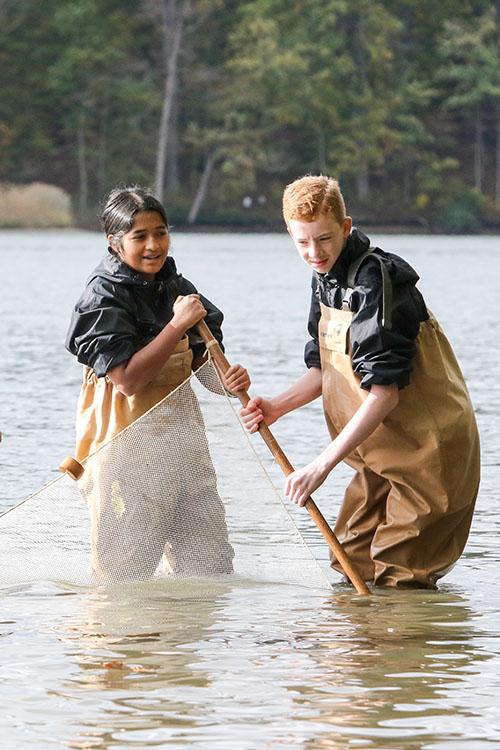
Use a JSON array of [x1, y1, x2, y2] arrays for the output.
[[110, 210, 169, 280]]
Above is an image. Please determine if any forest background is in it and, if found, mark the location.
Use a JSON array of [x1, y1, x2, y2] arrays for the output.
[[1, 0, 500, 231]]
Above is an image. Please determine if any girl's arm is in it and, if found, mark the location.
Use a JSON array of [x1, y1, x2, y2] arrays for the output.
[[108, 294, 251, 396], [285, 383, 399, 506], [107, 294, 205, 395]]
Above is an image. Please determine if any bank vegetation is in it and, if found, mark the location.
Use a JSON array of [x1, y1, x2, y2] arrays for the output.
[[1, 0, 500, 231]]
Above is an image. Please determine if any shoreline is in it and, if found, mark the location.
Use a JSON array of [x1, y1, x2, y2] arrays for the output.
[[1, 222, 500, 235]]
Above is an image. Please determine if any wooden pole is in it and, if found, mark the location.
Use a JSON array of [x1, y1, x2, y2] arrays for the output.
[[196, 319, 370, 596]]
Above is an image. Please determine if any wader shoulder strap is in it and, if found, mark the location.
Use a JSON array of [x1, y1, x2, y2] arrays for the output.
[[344, 249, 393, 330]]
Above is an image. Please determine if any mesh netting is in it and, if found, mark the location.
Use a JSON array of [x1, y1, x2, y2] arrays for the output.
[[0, 361, 331, 589]]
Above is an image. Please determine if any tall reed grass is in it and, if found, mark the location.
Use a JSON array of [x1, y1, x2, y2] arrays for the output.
[[0, 183, 72, 228]]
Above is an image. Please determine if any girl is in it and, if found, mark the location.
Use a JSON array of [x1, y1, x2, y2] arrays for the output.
[[66, 186, 249, 581]]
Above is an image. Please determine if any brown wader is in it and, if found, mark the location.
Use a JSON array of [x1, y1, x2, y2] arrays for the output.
[[319, 257, 480, 588], [75, 337, 234, 581]]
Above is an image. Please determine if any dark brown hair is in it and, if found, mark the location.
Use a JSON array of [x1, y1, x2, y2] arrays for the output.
[[101, 186, 169, 248]]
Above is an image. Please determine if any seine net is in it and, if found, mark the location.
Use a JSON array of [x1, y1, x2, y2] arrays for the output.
[[0, 361, 331, 590]]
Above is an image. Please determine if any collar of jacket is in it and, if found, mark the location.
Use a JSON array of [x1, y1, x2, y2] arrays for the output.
[[95, 250, 178, 290], [319, 227, 371, 285]]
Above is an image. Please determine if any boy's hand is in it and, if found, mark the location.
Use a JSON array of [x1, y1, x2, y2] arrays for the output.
[[284, 460, 329, 507], [240, 396, 280, 432], [172, 294, 206, 332], [223, 364, 250, 394]]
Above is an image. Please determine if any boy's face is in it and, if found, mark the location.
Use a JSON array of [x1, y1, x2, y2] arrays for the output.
[[287, 213, 352, 275]]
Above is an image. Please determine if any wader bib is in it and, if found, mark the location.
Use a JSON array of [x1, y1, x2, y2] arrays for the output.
[[74, 337, 234, 581], [319, 256, 480, 588], [75, 336, 193, 461]]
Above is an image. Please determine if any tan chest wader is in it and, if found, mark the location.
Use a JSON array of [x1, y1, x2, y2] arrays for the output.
[[319, 252, 480, 588], [74, 336, 234, 581]]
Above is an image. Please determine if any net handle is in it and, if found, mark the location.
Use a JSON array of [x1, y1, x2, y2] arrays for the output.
[[59, 455, 85, 480], [196, 319, 370, 596]]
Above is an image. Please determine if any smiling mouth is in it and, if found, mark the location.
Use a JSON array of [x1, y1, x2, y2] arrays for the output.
[[143, 254, 162, 260]]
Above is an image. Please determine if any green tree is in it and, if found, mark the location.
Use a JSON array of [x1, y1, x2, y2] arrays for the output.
[[438, 6, 500, 199], [46, 0, 159, 219], [221, 0, 408, 207], [0, 0, 64, 182]]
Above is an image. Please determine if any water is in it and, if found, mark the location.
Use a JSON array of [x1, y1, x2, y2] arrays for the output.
[[1, 229, 499, 749]]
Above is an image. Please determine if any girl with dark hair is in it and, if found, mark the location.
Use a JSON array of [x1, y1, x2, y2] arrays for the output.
[[65, 186, 249, 581]]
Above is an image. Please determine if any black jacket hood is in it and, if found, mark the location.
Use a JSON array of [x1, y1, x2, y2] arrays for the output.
[[66, 252, 224, 377], [305, 228, 428, 389], [323, 228, 420, 288], [88, 250, 178, 290]]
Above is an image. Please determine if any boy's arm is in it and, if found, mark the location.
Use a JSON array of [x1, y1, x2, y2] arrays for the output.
[[240, 367, 322, 431], [285, 383, 399, 506]]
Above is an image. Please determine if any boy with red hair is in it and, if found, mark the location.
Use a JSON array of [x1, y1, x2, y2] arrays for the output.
[[242, 175, 480, 588]]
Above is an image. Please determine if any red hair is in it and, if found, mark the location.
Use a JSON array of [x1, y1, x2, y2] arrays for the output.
[[283, 175, 346, 224]]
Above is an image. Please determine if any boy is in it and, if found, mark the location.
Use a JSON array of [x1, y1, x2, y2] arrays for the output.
[[241, 175, 480, 588]]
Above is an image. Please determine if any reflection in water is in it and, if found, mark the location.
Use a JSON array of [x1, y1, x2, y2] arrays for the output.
[[2, 575, 500, 748], [56, 583, 497, 750], [294, 590, 493, 749], [56, 579, 232, 749]]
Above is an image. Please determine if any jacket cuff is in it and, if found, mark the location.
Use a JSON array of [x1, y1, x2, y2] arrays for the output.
[[88, 346, 136, 378], [359, 370, 410, 390]]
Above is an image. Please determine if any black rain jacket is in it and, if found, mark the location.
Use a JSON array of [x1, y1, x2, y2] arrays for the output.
[[65, 252, 224, 378], [305, 229, 429, 389]]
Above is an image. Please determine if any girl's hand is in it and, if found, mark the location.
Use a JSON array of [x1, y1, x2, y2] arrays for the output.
[[240, 396, 280, 432], [172, 294, 207, 332], [284, 460, 330, 507], [223, 364, 250, 394]]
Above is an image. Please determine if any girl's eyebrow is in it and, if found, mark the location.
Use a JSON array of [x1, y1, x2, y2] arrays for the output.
[[130, 225, 166, 235]]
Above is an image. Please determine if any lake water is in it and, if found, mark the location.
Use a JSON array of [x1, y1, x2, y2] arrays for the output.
[[1, 229, 499, 749]]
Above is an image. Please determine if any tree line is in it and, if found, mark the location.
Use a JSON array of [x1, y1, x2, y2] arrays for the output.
[[1, 0, 500, 230]]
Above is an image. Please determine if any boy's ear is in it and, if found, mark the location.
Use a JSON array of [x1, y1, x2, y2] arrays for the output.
[[343, 216, 353, 236]]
